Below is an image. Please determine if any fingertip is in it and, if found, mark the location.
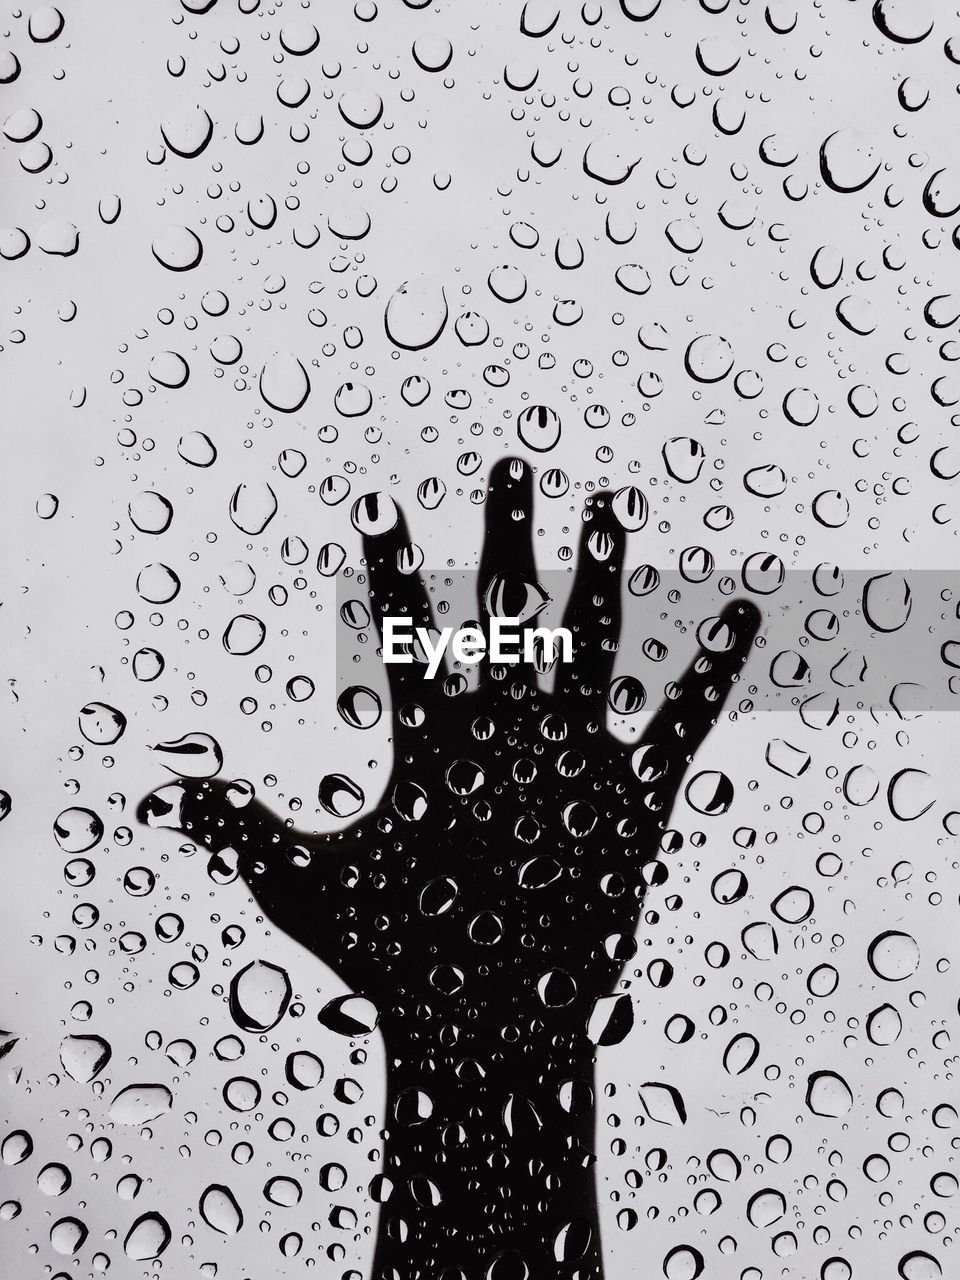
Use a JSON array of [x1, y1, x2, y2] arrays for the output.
[[363, 509, 409, 555], [362, 510, 414, 595], [479, 458, 537, 603], [723, 597, 762, 638], [488, 455, 530, 493], [351, 491, 401, 538], [137, 783, 186, 829], [583, 488, 623, 536], [486, 458, 533, 520], [578, 489, 625, 566]]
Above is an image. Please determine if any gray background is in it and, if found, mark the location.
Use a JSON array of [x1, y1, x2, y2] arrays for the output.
[[2, 0, 959, 1276]]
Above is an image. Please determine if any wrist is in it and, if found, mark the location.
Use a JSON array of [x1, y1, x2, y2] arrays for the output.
[[373, 1019, 603, 1279]]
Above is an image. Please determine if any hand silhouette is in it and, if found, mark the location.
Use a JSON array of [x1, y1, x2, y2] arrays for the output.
[[138, 458, 760, 1280]]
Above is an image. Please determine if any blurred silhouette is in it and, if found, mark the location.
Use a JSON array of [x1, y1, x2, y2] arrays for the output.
[[140, 458, 760, 1280]]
